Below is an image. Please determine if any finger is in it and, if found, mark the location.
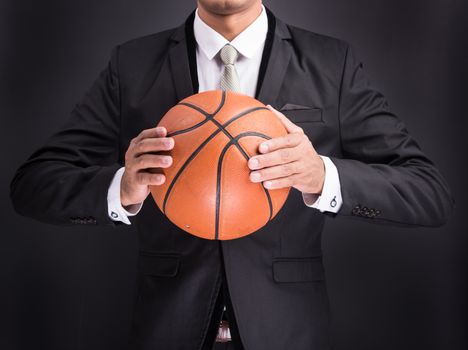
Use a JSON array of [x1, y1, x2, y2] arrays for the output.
[[134, 126, 167, 143], [250, 160, 302, 183], [266, 105, 304, 134], [248, 145, 301, 170], [136, 172, 166, 186], [134, 137, 175, 156], [131, 154, 173, 170], [262, 173, 302, 190], [256, 132, 303, 155]]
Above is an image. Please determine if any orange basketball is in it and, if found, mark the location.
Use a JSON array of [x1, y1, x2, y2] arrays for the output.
[[150, 90, 291, 240]]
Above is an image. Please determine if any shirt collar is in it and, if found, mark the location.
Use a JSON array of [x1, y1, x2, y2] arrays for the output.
[[194, 4, 268, 60]]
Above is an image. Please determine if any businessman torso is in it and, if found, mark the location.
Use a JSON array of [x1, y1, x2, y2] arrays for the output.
[[123, 8, 337, 350], [10, 5, 454, 350]]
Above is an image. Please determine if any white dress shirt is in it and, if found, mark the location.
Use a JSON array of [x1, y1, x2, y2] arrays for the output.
[[107, 5, 343, 224]]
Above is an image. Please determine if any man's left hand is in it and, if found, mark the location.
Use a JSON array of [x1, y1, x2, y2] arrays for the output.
[[248, 105, 325, 195]]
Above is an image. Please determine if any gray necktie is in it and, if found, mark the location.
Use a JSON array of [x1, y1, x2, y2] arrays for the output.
[[219, 44, 241, 93]]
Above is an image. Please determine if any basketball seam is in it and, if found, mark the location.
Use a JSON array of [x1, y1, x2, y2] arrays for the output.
[[162, 95, 268, 214], [168, 91, 226, 137], [215, 132, 272, 240]]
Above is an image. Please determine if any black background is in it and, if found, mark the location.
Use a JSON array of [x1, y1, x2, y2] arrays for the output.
[[1, 0, 467, 349]]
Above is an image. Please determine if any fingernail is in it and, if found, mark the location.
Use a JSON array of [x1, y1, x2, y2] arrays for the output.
[[259, 143, 268, 153], [249, 158, 259, 168], [250, 172, 261, 181], [264, 181, 272, 188]]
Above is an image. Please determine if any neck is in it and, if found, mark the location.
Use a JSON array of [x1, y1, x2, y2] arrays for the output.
[[197, 3, 262, 41]]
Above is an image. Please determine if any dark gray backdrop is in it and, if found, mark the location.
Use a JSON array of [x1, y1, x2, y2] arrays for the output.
[[1, 0, 467, 349]]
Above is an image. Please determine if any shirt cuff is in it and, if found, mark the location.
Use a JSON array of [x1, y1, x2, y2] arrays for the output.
[[302, 155, 343, 213], [107, 167, 143, 225]]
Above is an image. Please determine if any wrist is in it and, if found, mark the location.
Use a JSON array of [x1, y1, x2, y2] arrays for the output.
[[120, 182, 148, 208], [120, 177, 137, 207], [319, 157, 325, 193], [120, 171, 138, 207], [120, 188, 137, 208], [312, 155, 325, 195]]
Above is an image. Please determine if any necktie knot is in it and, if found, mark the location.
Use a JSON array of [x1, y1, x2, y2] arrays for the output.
[[220, 44, 238, 66]]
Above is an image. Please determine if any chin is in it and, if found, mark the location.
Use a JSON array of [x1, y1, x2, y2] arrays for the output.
[[198, 0, 260, 15]]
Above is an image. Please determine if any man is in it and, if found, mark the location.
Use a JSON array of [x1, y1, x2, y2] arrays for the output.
[[10, 0, 454, 349]]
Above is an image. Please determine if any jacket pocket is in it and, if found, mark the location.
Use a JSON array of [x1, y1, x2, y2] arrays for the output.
[[138, 251, 181, 277], [272, 256, 324, 283], [279, 105, 323, 124]]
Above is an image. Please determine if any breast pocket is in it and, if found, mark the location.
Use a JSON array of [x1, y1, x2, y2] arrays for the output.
[[279, 103, 323, 124]]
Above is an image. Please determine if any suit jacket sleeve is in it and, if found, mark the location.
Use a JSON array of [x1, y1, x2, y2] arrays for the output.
[[10, 46, 123, 226], [329, 44, 454, 227]]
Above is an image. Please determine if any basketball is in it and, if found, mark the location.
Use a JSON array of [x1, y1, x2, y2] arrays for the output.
[[150, 90, 291, 240]]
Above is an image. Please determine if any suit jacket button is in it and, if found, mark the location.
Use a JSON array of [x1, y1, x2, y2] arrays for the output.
[[362, 207, 371, 217], [352, 205, 361, 215]]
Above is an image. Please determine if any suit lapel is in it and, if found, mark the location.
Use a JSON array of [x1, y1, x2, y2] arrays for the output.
[[168, 9, 291, 105], [168, 13, 197, 101], [256, 11, 292, 107]]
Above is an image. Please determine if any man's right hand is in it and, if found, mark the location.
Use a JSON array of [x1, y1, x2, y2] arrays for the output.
[[120, 126, 174, 208]]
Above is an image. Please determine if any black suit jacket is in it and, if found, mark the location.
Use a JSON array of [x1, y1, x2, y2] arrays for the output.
[[10, 7, 454, 350]]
